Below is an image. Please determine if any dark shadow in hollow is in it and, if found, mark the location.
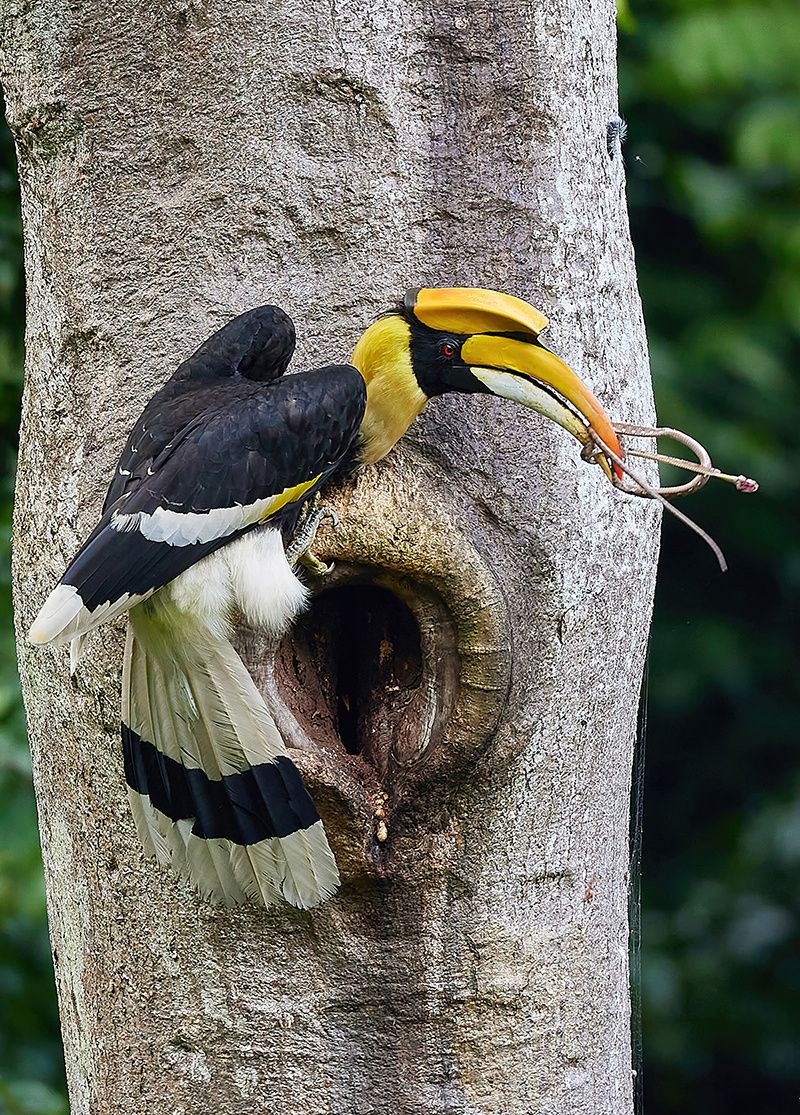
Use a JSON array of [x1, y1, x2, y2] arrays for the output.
[[274, 584, 428, 783]]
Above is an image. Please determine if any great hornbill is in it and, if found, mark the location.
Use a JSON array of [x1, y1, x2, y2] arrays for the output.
[[28, 287, 623, 909]]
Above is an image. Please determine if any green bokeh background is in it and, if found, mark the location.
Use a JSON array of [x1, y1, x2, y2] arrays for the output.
[[0, 2, 798, 1111]]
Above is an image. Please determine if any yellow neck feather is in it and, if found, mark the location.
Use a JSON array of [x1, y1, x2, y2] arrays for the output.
[[351, 316, 428, 465]]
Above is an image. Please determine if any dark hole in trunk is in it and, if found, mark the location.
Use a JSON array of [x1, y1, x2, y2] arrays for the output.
[[274, 583, 431, 783]]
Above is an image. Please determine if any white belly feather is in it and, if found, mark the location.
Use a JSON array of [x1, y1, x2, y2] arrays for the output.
[[165, 527, 309, 639]]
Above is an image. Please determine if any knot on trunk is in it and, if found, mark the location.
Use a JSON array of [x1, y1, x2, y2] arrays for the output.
[[235, 447, 512, 881]]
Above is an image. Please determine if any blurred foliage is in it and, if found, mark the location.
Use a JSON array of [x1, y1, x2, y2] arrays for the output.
[[0, 4, 797, 1112], [620, 1, 800, 1111]]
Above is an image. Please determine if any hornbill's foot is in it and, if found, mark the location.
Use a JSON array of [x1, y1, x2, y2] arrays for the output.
[[299, 550, 336, 577], [286, 504, 340, 576]]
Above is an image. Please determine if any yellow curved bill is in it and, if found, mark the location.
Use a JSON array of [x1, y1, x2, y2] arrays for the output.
[[406, 286, 623, 479]]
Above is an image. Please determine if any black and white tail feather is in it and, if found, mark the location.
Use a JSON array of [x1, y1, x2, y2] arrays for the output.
[[32, 527, 341, 910], [122, 590, 339, 908]]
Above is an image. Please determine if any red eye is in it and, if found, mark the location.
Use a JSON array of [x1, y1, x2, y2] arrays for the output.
[[442, 342, 456, 358]]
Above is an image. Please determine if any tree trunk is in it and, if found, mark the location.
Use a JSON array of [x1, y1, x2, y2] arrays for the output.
[[1, 0, 658, 1111]]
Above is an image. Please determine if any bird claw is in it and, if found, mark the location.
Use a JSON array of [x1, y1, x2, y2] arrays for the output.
[[286, 504, 340, 574], [298, 552, 336, 577]]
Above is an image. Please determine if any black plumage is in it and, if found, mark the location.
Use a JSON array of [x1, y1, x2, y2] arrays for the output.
[[36, 295, 523, 907], [123, 726, 321, 844], [64, 357, 365, 612], [104, 304, 297, 511], [29, 305, 366, 907]]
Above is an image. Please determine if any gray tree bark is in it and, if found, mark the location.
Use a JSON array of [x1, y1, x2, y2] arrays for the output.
[[1, 0, 659, 1111]]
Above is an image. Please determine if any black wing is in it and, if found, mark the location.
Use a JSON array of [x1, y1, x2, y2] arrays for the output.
[[104, 304, 296, 511], [30, 366, 366, 646]]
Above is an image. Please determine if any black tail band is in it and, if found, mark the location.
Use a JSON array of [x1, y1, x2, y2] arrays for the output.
[[122, 724, 320, 844]]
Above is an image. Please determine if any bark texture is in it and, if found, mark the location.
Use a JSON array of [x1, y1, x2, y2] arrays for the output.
[[1, 0, 659, 1111]]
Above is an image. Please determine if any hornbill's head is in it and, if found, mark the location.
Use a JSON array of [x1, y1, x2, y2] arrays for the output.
[[352, 286, 623, 479]]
